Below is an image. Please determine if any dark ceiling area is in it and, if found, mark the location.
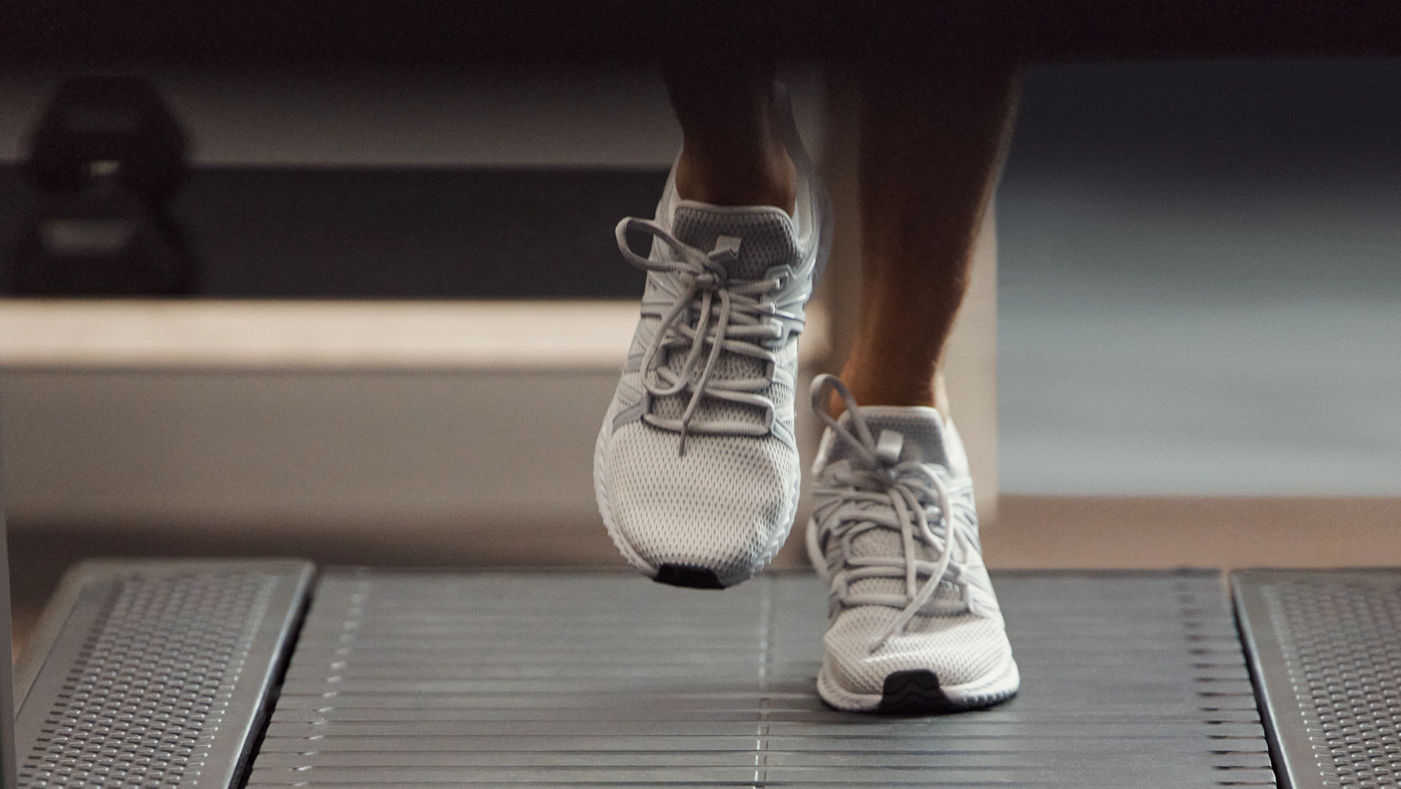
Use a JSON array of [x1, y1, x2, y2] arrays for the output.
[[6, 1, 1401, 68]]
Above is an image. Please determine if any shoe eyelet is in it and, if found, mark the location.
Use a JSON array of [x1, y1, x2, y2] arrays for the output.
[[764, 318, 786, 345], [831, 571, 852, 601]]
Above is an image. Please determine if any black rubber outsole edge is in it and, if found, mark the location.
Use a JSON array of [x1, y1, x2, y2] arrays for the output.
[[653, 564, 728, 590], [877, 669, 954, 714]]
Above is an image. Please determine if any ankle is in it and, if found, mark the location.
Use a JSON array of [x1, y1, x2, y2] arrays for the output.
[[829, 368, 938, 418], [674, 143, 797, 214]]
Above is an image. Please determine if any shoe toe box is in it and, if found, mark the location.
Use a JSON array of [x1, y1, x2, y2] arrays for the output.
[[824, 606, 1013, 693], [602, 424, 799, 579]]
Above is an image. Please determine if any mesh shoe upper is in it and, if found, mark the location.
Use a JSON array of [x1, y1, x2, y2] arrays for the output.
[[807, 375, 1015, 697]]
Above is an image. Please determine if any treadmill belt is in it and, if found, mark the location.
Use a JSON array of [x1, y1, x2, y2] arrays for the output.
[[1234, 569, 1401, 789], [247, 569, 1275, 787]]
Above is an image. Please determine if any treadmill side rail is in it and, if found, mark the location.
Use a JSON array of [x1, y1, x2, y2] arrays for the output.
[[13, 559, 313, 788], [1233, 568, 1401, 789]]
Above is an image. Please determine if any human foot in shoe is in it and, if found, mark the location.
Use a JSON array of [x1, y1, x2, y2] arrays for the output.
[[807, 374, 1019, 710], [594, 89, 829, 589]]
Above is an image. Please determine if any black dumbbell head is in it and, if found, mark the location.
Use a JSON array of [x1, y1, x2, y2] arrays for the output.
[[23, 76, 189, 204], [8, 183, 195, 295]]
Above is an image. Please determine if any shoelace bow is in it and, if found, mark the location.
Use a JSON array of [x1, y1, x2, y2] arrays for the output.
[[809, 375, 980, 653], [616, 216, 793, 454]]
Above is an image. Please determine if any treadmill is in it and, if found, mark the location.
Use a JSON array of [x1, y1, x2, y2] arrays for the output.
[[5, 543, 1399, 786], [7, 5, 1401, 784]]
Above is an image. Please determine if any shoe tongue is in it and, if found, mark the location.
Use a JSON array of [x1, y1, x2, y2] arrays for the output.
[[649, 203, 797, 430], [822, 407, 951, 470], [670, 203, 798, 280]]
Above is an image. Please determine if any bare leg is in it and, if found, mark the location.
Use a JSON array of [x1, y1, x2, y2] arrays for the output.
[[664, 59, 797, 213], [838, 57, 1020, 413]]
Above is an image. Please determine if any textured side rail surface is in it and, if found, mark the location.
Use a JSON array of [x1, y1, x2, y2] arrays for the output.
[[249, 569, 1274, 787], [14, 559, 313, 788], [1234, 569, 1401, 789]]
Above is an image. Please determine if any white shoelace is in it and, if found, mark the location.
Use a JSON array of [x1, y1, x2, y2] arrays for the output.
[[616, 216, 793, 454], [809, 375, 980, 653]]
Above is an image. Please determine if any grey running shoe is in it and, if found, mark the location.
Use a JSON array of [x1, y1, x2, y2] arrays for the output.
[[807, 374, 1019, 711], [594, 88, 829, 589]]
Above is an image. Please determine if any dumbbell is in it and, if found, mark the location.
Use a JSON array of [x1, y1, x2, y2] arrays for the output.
[[6, 76, 195, 295], [9, 183, 192, 295], [23, 76, 188, 205]]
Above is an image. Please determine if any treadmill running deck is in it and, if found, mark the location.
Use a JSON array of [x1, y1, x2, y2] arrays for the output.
[[247, 569, 1274, 787], [38, 565, 1401, 786]]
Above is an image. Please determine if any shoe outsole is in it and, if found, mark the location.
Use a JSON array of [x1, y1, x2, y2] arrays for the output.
[[654, 564, 727, 589], [877, 670, 951, 713]]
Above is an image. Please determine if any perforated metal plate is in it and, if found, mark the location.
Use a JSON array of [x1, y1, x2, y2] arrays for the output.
[[248, 569, 1273, 787], [14, 560, 312, 788], [1233, 569, 1401, 789]]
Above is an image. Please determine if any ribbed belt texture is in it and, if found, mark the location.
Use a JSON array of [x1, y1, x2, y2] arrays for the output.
[[247, 569, 1273, 787]]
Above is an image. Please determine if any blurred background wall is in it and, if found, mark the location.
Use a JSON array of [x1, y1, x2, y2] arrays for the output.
[[1000, 60, 1401, 496], [3, 58, 1401, 636]]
